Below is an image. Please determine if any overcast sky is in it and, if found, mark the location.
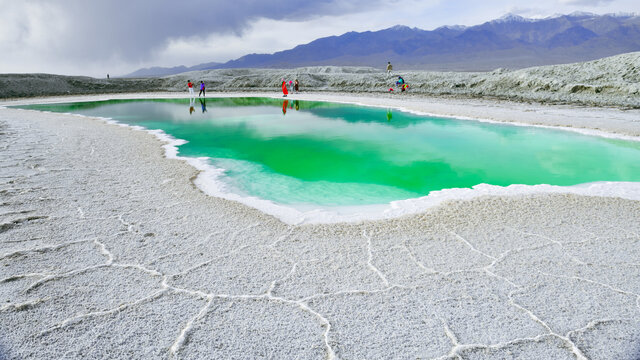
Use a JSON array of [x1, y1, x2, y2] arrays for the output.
[[0, 0, 638, 77]]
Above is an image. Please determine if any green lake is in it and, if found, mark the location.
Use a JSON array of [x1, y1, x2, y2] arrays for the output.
[[17, 97, 640, 209]]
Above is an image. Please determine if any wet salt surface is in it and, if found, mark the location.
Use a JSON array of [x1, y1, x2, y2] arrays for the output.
[[1, 96, 640, 359]]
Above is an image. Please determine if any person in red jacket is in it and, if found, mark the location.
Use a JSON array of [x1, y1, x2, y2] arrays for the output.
[[187, 80, 194, 97], [281, 79, 288, 97]]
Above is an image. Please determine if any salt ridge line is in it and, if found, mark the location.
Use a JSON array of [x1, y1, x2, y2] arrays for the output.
[[8, 104, 640, 225]]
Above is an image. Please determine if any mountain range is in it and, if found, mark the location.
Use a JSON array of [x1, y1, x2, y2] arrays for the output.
[[125, 12, 640, 77]]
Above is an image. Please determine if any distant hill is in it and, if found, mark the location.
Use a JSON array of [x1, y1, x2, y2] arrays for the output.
[[125, 12, 640, 75], [126, 66, 191, 78], [125, 61, 221, 78], [216, 12, 640, 71], [4, 52, 639, 108]]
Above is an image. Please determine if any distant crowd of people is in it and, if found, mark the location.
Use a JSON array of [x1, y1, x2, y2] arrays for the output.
[[187, 61, 407, 100], [280, 62, 408, 96]]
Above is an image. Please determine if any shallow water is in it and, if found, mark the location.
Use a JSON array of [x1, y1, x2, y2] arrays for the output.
[[18, 97, 640, 207]]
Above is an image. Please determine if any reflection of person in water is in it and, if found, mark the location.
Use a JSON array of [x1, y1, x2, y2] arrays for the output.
[[199, 98, 207, 113], [282, 100, 289, 115], [189, 97, 195, 115], [294, 100, 299, 111], [386, 108, 392, 122]]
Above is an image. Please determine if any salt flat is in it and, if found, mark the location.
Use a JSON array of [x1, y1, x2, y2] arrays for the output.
[[1, 93, 639, 359]]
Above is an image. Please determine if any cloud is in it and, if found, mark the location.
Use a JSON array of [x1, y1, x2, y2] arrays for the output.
[[152, 0, 442, 65], [1, 0, 638, 76], [558, 0, 614, 5], [0, 0, 386, 64]]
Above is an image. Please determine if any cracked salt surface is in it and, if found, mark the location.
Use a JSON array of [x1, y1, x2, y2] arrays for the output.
[[1, 100, 640, 359]]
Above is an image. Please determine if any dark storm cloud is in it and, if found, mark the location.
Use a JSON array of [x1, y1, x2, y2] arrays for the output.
[[34, 0, 386, 62]]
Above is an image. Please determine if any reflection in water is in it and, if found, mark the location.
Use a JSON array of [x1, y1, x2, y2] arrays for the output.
[[281, 100, 300, 115], [199, 98, 207, 113], [386, 108, 392, 122], [189, 98, 195, 115]]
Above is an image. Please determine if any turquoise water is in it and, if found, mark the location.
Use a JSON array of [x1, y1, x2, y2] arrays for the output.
[[17, 98, 640, 206]]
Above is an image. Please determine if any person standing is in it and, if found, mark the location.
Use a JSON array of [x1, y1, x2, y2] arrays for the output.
[[198, 81, 206, 97], [294, 79, 299, 92], [187, 80, 195, 97], [281, 79, 288, 97], [386, 62, 393, 75]]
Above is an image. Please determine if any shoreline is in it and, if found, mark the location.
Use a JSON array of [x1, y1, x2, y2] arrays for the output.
[[4, 92, 640, 225], [1, 93, 639, 359]]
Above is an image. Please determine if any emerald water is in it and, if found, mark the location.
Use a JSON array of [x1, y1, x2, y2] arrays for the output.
[[17, 97, 640, 215]]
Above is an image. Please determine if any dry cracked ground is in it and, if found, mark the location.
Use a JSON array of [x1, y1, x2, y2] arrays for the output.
[[1, 107, 639, 359]]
